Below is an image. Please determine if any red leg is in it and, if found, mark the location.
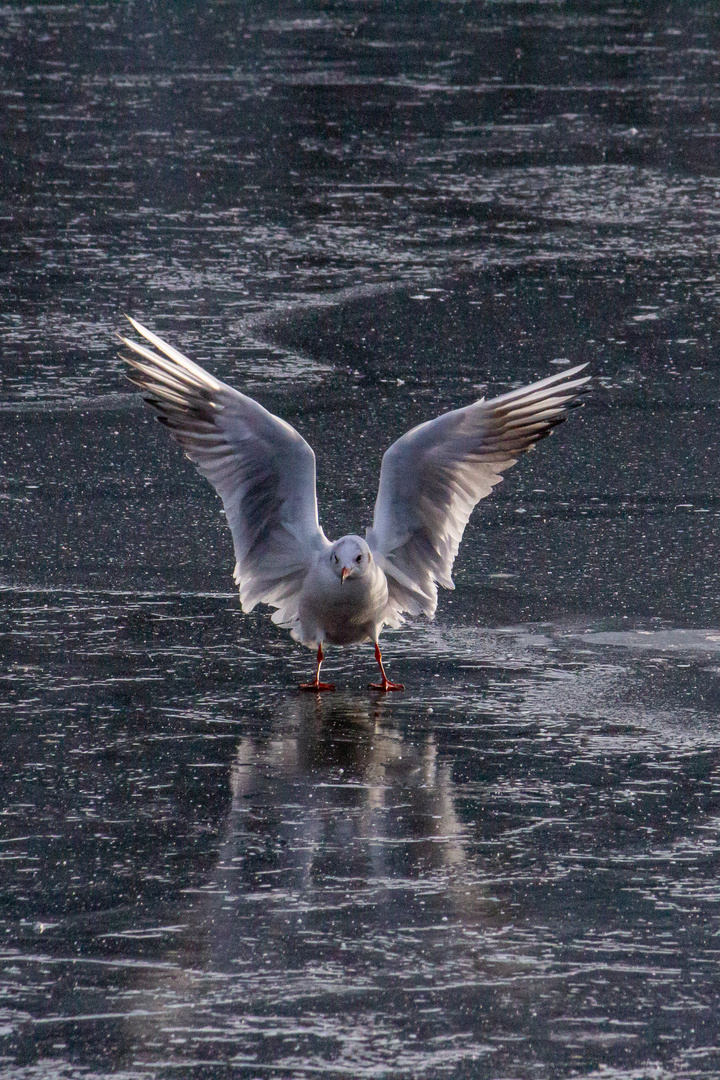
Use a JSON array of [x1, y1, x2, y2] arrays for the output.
[[369, 642, 404, 692], [299, 643, 335, 692]]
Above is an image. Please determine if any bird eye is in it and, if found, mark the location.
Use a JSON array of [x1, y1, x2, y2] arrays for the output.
[[355, 554, 362, 563]]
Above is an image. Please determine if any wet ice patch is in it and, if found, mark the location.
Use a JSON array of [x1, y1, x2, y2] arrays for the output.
[[569, 629, 720, 653]]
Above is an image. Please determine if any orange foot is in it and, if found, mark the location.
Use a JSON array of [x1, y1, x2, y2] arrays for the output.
[[299, 681, 336, 692], [368, 680, 405, 692]]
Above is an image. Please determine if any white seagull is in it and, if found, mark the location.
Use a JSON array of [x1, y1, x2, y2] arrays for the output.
[[120, 318, 589, 692]]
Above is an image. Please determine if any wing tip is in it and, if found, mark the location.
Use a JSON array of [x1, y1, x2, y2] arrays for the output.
[[125, 313, 148, 337]]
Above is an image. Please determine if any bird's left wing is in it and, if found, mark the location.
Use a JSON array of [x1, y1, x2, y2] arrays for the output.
[[366, 364, 590, 624], [120, 318, 329, 625]]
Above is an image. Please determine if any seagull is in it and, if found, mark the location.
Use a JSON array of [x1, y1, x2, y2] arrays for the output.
[[120, 318, 589, 692]]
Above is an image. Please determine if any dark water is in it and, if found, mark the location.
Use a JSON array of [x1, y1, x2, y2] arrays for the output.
[[2, 2, 720, 1077]]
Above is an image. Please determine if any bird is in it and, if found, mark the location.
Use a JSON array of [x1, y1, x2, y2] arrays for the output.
[[119, 318, 589, 692]]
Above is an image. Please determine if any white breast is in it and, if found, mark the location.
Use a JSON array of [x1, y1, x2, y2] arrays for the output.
[[295, 558, 389, 647]]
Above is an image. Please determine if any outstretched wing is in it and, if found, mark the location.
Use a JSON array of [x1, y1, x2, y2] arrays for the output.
[[366, 364, 590, 624], [120, 318, 329, 625]]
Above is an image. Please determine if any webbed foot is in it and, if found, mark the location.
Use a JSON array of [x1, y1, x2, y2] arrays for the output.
[[368, 679, 404, 692]]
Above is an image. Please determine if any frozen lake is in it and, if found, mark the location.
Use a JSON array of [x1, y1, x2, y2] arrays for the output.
[[2, 2, 720, 1076]]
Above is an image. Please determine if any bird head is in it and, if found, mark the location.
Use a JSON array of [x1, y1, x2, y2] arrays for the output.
[[330, 535, 373, 583]]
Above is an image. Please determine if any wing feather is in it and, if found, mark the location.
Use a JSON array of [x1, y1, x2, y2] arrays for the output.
[[120, 318, 329, 625], [366, 364, 590, 624]]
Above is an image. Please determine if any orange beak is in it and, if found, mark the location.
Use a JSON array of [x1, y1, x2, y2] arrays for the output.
[[341, 567, 351, 584]]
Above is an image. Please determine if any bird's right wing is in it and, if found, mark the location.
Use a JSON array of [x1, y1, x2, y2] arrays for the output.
[[120, 318, 329, 625], [366, 364, 590, 624]]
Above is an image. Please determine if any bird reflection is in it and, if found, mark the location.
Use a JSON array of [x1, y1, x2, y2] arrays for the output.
[[226, 693, 470, 891], [111, 693, 529, 1065], [155, 691, 500, 978]]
